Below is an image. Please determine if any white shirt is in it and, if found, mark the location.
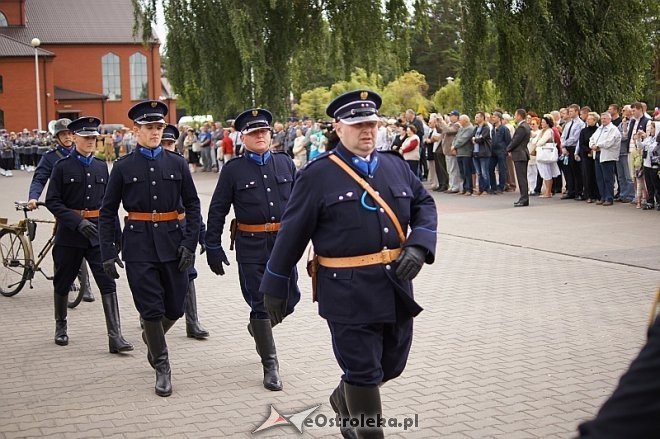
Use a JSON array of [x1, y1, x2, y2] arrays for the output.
[[589, 123, 622, 162]]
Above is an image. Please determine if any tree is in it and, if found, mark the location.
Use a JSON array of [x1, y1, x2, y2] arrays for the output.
[[294, 87, 332, 119], [380, 70, 432, 116]]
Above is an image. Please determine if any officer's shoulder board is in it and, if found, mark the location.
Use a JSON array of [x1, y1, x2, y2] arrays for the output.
[[115, 151, 133, 161], [301, 150, 333, 170], [164, 149, 184, 158], [379, 150, 406, 162], [223, 155, 243, 167]]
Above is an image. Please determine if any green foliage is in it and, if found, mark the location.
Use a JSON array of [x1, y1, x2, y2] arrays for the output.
[[294, 87, 332, 120], [432, 79, 463, 114], [381, 71, 432, 117]]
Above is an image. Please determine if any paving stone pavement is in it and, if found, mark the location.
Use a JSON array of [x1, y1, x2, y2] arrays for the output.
[[1, 170, 659, 438]]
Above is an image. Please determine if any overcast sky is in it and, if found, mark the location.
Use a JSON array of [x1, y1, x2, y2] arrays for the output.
[[154, 1, 167, 51]]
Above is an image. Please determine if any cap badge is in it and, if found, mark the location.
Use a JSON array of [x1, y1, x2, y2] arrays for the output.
[[88, 118, 94, 122], [252, 110, 259, 117], [150, 102, 158, 108], [360, 91, 368, 100]]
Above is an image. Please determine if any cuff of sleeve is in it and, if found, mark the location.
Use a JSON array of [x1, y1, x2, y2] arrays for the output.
[[260, 262, 290, 300], [405, 228, 437, 264]]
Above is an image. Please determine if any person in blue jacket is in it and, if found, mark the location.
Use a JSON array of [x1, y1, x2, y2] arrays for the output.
[[205, 108, 300, 392], [45, 116, 132, 353], [99, 101, 201, 397], [260, 90, 437, 438]]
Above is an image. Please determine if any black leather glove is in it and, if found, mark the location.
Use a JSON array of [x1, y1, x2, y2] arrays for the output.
[[77, 219, 98, 240], [264, 294, 287, 325], [199, 243, 206, 255], [177, 245, 195, 272], [103, 257, 124, 279], [207, 247, 230, 276], [395, 245, 427, 281]]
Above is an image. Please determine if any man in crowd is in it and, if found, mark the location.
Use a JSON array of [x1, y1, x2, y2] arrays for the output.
[[437, 110, 461, 193], [560, 104, 585, 200], [270, 122, 286, 153], [452, 114, 475, 195], [507, 109, 531, 207], [490, 111, 511, 194], [613, 104, 635, 203]]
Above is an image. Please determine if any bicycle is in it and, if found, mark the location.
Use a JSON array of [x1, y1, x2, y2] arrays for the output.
[[0, 201, 88, 307]]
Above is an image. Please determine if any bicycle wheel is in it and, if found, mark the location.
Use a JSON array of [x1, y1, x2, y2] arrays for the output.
[[0, 229, 29, 296], [67, 262, 88, 309]]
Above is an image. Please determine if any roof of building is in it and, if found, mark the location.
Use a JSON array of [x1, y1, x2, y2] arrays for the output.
[[55, 86, 107, 101], [0, 34, 55, 57], [0, 0, 158, 45]]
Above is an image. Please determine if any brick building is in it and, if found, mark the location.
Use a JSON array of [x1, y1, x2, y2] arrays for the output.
[[0, 0, 176, 132]]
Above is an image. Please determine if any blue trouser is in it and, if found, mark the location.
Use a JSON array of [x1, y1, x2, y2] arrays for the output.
[[238, 263, 300, 320], [489, 150, 507, 191], [595, 158, 616, 202], [457, 156, 474, 193], [473, 156, 491, 193], [53, 245, 114, 296], [615, 154, 635, 200], [328, 313, 413, 386], [125, 260, 188, 321]]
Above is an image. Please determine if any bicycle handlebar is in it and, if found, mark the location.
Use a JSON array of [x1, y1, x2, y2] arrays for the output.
[[15, 201, 46, 211]]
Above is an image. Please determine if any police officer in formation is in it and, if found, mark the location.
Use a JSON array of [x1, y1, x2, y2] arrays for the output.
[[28, 118, 95, 302], [260, 90, 437, 438], [206, 108, 300, 391], [161, 124, 209, 339], [99, 101, 201, 397], [44, 117, 133, 353]]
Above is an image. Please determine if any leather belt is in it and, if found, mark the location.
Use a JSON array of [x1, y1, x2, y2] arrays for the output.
[[127, 211, 181, 222], [318, 248, 401, 268], [73, 209, 100, 219], [236, 222, 281, 233]]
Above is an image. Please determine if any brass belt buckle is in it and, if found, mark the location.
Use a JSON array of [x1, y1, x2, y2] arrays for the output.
[[151, 212, 159, 222], [380, 249, 391, 264], [264, 223, 275, 232]]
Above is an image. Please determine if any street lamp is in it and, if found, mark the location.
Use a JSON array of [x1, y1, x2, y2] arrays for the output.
[[31, 37, 42, 131]]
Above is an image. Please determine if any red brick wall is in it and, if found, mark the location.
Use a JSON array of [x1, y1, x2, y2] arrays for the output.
[[0, 0, 26, 26], [0, 55, 53, 132]]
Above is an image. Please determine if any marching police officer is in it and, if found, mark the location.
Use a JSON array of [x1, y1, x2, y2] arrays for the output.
[[206, 108, 300, 391], [45, 117, 133, 352], [99, 101, 201, 397], [28, 118, 95, 302], [161, 124, 209, 339], [260, 90, 437, 438]]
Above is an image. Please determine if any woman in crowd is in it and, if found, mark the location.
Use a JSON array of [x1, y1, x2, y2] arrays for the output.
[[535, 116, 561, 198], [400, 124, 421, 175], [527, 117, 541, 196], [577, 112, 600, 203], [637, 122, 660, 210], [292, 128, 307, 169], [184, 127, 200, 173], [391, 123, 407, 151], [308, 123, 325, 160]]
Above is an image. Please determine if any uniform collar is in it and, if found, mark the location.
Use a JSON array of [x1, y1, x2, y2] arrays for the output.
[[57, 145, 73, 156], [335, 143, 379, 178], [138, 145, 163, 160], [245, 150, 271, 166], [73, 150, 94, 167]]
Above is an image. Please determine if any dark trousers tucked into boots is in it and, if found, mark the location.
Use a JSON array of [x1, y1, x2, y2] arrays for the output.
[[79, 260, 95, 302], [345, 383, 384, 439], [142, 319, 173, 397], [250, 319, 282, 391], [330, 380, 358, 439], [54, 293, 68, 346], [101, 292, 133, 353], [185, 281, 209, 339], [142, 317, 176, 369]]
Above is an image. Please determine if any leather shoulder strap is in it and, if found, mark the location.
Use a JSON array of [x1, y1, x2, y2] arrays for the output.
[[328, 153, 406, 244]]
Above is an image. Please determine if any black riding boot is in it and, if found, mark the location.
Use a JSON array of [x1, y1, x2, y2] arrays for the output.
[[344, 383, 384, 439], [101, 292, 133, 353], [54, 293, 68, 346], [79, 262, 95, 302], [329, 380, 359, 439], [142, 317, 177, 368], [185, 281, 209, 339], [142, 319, 172, 397], [250, 319, 282, 391]]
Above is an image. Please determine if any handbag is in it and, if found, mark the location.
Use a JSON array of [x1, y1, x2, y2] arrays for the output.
[[192, 141, 201, 153], [536, 132, 559, 163]]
